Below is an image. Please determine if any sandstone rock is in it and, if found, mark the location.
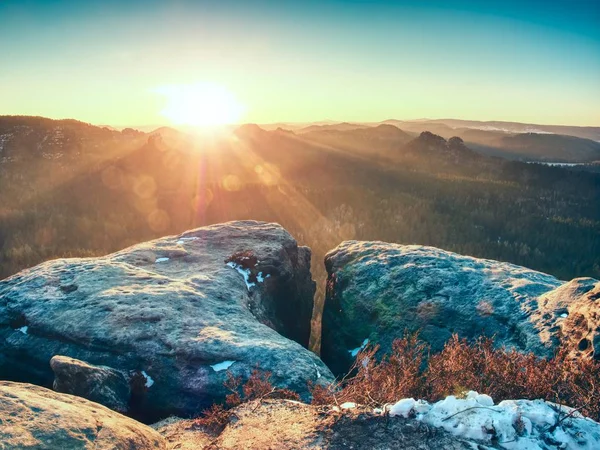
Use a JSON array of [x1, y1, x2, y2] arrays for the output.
[[50, 355, 131, 413], [0, 221, 332, 420], [533, 277, 600, 360], [321, 241, 599, 375], [0, 381, 166, 449]]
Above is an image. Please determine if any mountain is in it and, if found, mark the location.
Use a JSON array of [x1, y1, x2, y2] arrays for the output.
[[378, 119, 600, 162], [296, 122, 370, 133], [301, 124, 413, 160], [422, 119, 600, 142], [0, 116, 142, 164]]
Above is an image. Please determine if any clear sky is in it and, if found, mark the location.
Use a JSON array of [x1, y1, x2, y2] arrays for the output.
[[0, 0, 599, 127]]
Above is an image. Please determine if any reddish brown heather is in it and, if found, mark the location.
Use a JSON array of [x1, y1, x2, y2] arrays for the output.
[[311, 334, 600, 421]]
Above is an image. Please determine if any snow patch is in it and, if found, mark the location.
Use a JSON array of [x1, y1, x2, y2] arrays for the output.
[[226, 262, 255, 289], [141, 371, 154, 388], [388, 392, 600, 448], [211, 361, 235, 372], [177, 236, 199, 245], [389, 398, 416, 418], [340, 402, 356, 409], [155, 257, 170, 263], [349, 338, 369, 357], [313, 363, 322, 379], [256, 272, 271, 283], [17, 326, 28, 335]]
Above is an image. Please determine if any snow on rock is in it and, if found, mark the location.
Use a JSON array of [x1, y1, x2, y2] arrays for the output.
[[388, 392, 600, 449], [256, 272, 271, 283], [313, 363, 322, 379], [210, 361, 235, 372], [389, 398, 416, 418], [226, 261, 255, 289], [141, 371, 154, 388], [349, 338, 369, 357], [155, 257, 170, 263], [389, 398, 431, 418], [176, 237, 199, 245]]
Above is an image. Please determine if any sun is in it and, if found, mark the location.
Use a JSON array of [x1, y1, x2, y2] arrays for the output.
[[156, 82, 245, 127]]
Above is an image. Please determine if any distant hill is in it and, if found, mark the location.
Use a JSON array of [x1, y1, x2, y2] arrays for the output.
[[375, 119, 600, 163], [296, 122, 370, 134], [422, 119, 600, 142], [302, 124, 412, 159]]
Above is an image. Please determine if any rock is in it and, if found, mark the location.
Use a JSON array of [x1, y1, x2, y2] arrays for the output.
[[321, 241, 599, 375], [533, 277, 600, 360], [0, 381, 166, 449], [50, 355, 131, 413], [153, 399, 472, 449], [0, 221, 332, 421]]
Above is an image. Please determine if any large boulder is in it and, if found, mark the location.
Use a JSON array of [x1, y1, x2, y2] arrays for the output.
[[0, 381, 166, 449], [321, 241, 599, 375], [0, 221, 332, 421], [50, 355, 131, 414]]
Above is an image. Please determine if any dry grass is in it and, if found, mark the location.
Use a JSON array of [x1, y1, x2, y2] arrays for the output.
[[194, 369, 300, 434], [311, 334, 600, 420]]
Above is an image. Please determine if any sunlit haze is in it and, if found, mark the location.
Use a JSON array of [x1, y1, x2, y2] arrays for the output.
[[156, 83, 245, 127], [0, 0, 599, 127]]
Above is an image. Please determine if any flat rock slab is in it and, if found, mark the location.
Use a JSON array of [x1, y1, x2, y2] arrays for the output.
[[321, 241, 599, 375], [0, 221, 332, 420], [0, 381, 166, 449]]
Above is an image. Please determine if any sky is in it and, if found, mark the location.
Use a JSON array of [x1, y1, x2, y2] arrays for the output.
[[0, 0, 599, 127]]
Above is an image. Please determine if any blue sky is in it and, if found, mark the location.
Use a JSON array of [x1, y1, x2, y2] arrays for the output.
[[0, 0, 598, 126]]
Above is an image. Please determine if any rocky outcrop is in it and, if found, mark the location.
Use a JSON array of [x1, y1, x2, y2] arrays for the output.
[[0, 381, 166, 449], [154, 399, 472, 449], [321, 241, 599, 375], [50, 356, 131, 413], [0, 221, 332, 420]]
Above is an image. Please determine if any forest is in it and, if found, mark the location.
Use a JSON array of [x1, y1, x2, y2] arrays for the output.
[[1, 118, 599, 350]]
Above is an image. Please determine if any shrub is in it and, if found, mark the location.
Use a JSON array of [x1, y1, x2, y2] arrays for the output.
[[194, 368, 300, 434], [312, 333, 600, 420]]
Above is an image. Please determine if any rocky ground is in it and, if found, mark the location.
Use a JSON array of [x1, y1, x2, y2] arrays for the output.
[[152, 399, 472, 450]]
